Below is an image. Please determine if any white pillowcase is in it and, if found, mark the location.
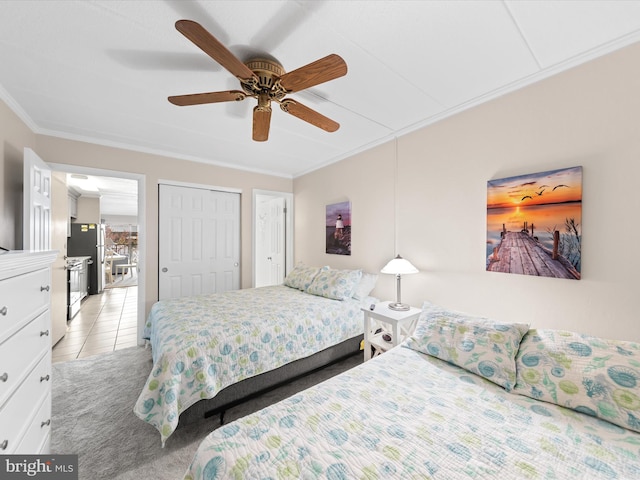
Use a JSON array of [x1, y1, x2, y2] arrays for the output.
[[352, 272, 378, 300]]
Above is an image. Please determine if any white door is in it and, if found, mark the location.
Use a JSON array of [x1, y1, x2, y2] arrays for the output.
[[255, 195, 285, 287], [158, 184, 240, 300], [23, 148, 52, 251], [50, 172, 68, 345]]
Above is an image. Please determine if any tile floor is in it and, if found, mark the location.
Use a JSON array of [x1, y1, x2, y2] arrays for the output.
[[52, 286, 139, 363]]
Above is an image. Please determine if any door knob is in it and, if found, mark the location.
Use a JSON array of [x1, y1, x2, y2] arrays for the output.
[[234, 262, 239, 267], [162, 267, 168, 273]]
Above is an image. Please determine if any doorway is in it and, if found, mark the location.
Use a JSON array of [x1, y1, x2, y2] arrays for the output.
[[48, 162, 145, 346], [253, 189, 293, 288]]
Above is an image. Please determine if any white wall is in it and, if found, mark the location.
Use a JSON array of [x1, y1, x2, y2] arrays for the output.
[[294, 41, 640, 343], [0, 100, 35, 249]]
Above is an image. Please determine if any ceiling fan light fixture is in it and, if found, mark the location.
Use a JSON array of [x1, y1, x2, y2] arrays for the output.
[[169, 20, 347, 142]]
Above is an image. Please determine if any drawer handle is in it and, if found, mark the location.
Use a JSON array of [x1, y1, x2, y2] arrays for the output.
[[40, 330, 50, 337], [41, 419, 51, 428], [0, 372, 7, 382], [40, 374, 50, 382], [0, 306, 6, 316], [1, 440, 7, 450], [41, 285, 50, 292]]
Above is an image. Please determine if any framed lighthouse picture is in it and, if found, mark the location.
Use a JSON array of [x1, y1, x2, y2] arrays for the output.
[[326, 201, 351, 256]]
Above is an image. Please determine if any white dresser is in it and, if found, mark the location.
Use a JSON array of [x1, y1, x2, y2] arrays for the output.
[[0, 250, 57, 454]]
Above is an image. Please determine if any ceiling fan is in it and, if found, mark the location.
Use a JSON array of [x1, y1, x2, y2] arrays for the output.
[[168, 20, 348, 142]]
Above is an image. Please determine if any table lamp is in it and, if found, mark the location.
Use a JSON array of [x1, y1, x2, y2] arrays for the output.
[[380, 254, 418, 311]]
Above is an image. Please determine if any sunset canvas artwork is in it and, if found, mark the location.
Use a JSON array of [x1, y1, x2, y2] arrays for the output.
[[486, 166, 582, 279]]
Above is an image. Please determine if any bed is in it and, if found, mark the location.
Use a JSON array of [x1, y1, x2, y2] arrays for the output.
[[183, 301, 640, 479], [134, 265, 378, 446]]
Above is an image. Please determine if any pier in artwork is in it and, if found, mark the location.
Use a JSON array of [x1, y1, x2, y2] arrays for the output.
[[487, 223, 580, 280]]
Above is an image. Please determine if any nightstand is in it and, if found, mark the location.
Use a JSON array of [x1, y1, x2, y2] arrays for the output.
[[362, 301, 422, 361]]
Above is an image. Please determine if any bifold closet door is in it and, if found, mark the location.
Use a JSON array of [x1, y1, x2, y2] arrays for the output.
[[158, 184, 240, 300]]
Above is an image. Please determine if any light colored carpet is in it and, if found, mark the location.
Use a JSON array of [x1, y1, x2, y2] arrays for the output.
[[51, 345, 362, 479]]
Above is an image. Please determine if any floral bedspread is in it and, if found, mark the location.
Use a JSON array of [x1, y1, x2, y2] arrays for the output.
[[134, 285, 368, 445], [184, 344, 640, 479]]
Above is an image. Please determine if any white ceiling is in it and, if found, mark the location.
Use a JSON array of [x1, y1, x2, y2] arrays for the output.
[[2, 1, 640, 185]]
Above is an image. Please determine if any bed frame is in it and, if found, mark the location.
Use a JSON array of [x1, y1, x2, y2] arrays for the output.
[[176, 334, 363, 426]]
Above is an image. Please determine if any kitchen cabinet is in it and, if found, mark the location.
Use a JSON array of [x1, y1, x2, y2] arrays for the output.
[[68, 193, 78, 219], [67, 192, 78, 237]]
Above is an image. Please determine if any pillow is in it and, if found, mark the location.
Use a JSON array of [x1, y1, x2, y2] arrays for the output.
[[514, 329, 640, 433], [352, 272, 378, 300], [283, 264, 326, 291], [404, 301, 529, 391], [306, 268, 362, 300]]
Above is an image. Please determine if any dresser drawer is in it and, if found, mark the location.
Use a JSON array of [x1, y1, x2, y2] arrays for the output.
[[0, 268, 51, 341], [0, 310, 51, 407], [14, 392, 52, 454], [0, 351, 51, 453]]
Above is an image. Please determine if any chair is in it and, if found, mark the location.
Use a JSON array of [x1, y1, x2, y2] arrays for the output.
[[115, 249, 137, 279], [104, 257, 114, 285]]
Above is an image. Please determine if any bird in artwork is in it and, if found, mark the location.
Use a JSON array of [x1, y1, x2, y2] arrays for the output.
[[521, 195, 532, 201], [535, 189, 545, 196], [553, 184, 569, 191]]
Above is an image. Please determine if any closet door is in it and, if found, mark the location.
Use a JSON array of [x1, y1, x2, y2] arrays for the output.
[[255, 195, 286, 288], [158, 184, 240, 300]]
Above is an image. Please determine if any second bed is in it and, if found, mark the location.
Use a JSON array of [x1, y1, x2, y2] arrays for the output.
[[134, 266, 376, 445]]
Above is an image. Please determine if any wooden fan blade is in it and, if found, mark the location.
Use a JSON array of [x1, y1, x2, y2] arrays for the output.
[[253, 106, 271, 141], [280, 99, 339, 132], [175, 20, 256, 81], [279, 54, 347, 93], [168, 90, 246, 106]]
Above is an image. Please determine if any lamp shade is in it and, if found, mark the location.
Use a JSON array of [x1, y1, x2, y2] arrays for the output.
[[381, 255, 418, 311], [380, 255, 418, 275]]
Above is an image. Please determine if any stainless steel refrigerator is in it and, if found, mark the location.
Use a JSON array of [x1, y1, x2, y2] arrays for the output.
[[67, 223, 105, 294]]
